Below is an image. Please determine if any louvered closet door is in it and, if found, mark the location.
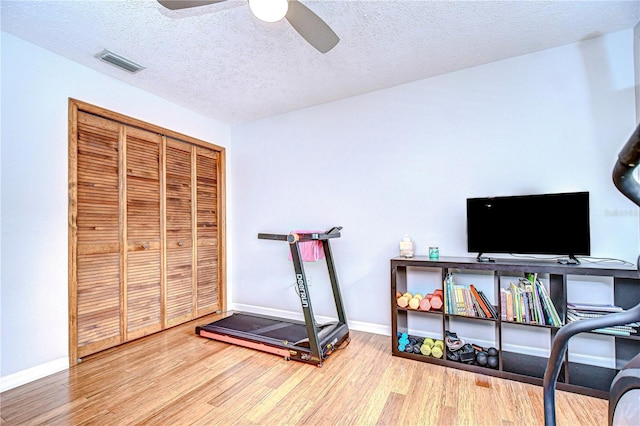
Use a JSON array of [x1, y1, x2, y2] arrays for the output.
[[124, 127, 163, 340], [195, 146, 220, 316], [70, 98, 225, 364], [75, 112, 122, 358], [165, 139, 195, 326]]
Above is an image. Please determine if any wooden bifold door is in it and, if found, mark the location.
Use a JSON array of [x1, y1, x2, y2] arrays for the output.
[[68, 99, 225, 364]]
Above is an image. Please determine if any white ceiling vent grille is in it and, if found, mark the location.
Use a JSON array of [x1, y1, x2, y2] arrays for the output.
[[95, 49, 145, 73]]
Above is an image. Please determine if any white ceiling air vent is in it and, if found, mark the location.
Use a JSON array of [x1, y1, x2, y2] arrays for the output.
[[95, 49, 145, 73]]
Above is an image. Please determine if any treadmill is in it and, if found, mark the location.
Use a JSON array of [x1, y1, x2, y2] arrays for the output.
[[196, 226, 350, 366]]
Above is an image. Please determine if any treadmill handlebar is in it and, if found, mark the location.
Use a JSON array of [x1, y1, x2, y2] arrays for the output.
[[258, 226, 343, 243]]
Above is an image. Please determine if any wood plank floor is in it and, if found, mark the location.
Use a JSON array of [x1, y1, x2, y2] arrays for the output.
[[1, 313, 607, 425]]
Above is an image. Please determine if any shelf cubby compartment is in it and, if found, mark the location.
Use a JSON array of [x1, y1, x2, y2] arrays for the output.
[[502, 351, 565, 384], [565, 361, 618, 396], [500, 321, 557, 381]]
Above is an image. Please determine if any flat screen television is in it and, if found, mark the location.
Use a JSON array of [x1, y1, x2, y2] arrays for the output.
[[466, 191, 590, 263]]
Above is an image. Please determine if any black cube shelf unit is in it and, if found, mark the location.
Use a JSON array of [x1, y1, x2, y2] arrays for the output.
[[390, 255, 640, 399]]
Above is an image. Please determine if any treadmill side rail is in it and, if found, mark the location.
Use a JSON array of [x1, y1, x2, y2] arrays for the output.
[[197, 328, 292, 359]]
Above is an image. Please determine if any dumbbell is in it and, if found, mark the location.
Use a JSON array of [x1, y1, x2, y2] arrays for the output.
[[397, 292, 411, 308], [408, 293, 423, 309], [419, 297, 431, 311], [476, 350, 488, 366], [418, 290, 440, 311], [397, 332, 409, 351], [420, 337, 434, 356], [430, 294, 443, 310], [431, 344, 443, 358], [487, 347, 499, 369]]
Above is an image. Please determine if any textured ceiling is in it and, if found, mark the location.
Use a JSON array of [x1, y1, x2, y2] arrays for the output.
[[2, 0, 640, 125]]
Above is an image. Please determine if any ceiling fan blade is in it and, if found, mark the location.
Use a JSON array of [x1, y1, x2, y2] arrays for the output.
[[285, 0, 339, 53], [157, 0, 226, 10]]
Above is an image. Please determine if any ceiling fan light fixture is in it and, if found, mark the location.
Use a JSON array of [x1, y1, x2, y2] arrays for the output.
[[249, 0, 288, 23]]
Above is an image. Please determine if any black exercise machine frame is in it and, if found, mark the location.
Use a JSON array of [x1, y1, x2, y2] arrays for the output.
[[196, 226, 350, 366], [543, 123, 640, 425]]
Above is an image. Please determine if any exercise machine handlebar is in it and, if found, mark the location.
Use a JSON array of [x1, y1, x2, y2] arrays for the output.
[[258, 226, 343, 243]]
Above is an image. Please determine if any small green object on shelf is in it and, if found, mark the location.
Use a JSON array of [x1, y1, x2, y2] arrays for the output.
[[429, 246, 439, 259]]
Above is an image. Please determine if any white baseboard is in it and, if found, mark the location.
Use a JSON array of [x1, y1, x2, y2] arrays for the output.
[[229, 303, 391, 336], [0, 357, 68, 392]]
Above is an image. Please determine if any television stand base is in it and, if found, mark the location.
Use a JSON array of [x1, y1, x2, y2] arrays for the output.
[[558, 257, 581, 265], [476, 254, 495, 263]]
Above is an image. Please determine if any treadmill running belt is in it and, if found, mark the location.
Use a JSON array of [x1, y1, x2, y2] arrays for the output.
[[201, 313, 309, 343]]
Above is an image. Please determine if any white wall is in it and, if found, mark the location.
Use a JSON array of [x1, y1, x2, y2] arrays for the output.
[[635, 22, 640, 124], [230, 30, 639, 335], [0, 32, 231, 390]]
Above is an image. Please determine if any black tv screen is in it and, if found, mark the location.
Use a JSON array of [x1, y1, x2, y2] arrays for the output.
[[466, 191, 590, 258]]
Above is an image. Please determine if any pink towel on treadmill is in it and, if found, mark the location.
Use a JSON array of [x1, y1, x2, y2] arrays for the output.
[[288, 230, 325, 262]]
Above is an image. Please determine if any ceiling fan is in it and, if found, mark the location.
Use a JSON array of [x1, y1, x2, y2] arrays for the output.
[[157, 0, 340, 53]]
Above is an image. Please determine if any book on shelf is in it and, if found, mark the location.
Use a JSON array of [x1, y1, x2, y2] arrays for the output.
[[465, 288, 478, 317], [509, 282, 523, 323], [531, 279, 546, 325], [535, 279, 563, 326], [504, 277, 562, 326], [444, 273, 457, 316], [594, 325, 638, 336], [455, 285, 466, 316], [522, 275, 537, 324], [478, 289, 498, 319], [470, 284, 492, 318], [500, 289, 507, 321], [442, 273, 497, 319], [594, 328, 635, 336], [567, 311, 611, 319], [520, 281, 532, 324], [444, 273, 565, 324], [567, 302, 624, 313], [505, 289, 514, 321], [566, 303, 639, 336], [469, 291, 486, 318], [458, 285, 468, 316]]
